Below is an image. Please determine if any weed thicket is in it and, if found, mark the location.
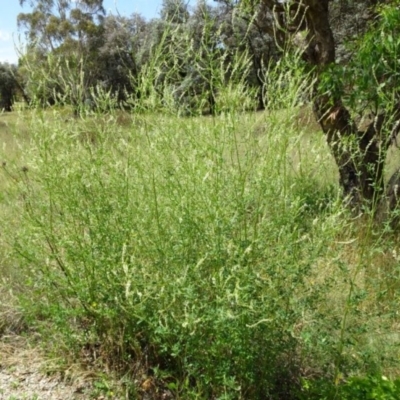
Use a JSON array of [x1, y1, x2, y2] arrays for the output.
[[1, 30, 400, 400]]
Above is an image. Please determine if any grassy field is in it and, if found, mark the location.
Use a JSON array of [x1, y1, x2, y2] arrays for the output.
[[1, 104, 400, 399]]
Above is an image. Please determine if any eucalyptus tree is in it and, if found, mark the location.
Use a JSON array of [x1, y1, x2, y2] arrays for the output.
[[213, 0, 279, 109], [166, 0, 266, 115], [160, 0, 190, 24], [128, 0, 192, 111], [18, 0, 105, 106], [18, 0, 105, 52], [93, 14, 141, 104], [239, 0, 400, 210], [176, 0, 222, 114]]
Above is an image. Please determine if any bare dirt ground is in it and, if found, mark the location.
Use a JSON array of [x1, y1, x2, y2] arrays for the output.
[[0, 336, 94, 400]]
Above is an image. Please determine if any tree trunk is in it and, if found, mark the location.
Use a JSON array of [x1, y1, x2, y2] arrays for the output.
[[256, 0, 400, 226], [259, 0, 400, 210], [298, 0, 385, 207]]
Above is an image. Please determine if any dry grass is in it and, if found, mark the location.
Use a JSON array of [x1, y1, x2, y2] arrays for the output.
[[0, 335, 102, 400]]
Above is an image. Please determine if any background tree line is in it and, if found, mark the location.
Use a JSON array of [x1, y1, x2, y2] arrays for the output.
[[1, 1, 392, 116], [0, 1, 395, 111], [0, 0, 276, 115]]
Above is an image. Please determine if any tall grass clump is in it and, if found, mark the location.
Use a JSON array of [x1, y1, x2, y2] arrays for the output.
[[1, 58, 308, 398], [2, 35, 400, 400]]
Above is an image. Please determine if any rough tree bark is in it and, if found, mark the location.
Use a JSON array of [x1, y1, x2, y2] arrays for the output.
[[301, 0, 384, 207], [261, 0, 400, 210]]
